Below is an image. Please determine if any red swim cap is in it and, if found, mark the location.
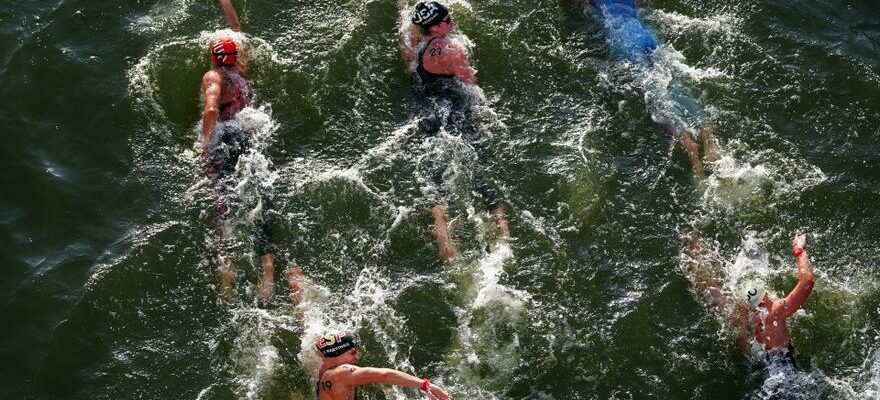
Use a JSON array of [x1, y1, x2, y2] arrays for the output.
[[211, 37, 238, 66]]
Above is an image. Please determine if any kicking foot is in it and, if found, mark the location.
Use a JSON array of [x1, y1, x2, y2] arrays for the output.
[[286, 264, 303, 306], [259, 254, 276, 303], [219, 262, 235, 302], [430, 204, 459, 262], [679, 131, 705, 176]]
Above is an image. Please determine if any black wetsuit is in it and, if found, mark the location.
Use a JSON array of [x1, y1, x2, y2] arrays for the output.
[[764, 343, 798, 371], [414, 36, 500, 208], [747, 343, 805, 400], [207, 123, 275, 257]]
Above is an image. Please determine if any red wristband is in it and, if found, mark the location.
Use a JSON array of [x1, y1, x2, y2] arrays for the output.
[[793, 247, 804, 257], [420, 379, 430, 391]]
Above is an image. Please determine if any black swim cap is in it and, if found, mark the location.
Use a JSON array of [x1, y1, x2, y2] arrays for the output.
[[316, 332, 358, 358], [412, 1, 449, 29]]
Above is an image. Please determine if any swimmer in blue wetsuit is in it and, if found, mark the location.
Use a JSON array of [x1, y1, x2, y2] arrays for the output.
[[404, 1, 509, 261], [201, 0, 276, 301], [588, 0, 718, 175]]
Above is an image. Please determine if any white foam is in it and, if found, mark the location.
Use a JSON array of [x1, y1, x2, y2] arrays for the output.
[[129, 0, 194, 34]]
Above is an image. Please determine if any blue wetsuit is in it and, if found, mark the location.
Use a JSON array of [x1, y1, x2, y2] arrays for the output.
[[591, 0, 707, 134], [591, 0, 658, 65]]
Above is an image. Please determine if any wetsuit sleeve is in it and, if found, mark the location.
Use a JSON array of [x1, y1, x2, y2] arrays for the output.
[[781, 249, 815, 318], [201, 71, 223, 147]]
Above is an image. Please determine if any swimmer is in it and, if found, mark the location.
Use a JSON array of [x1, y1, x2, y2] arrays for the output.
[[314, 332, 450, 400], [587, 0, 718, 176], [742, 234, 815, 361], [683, 232, 815, 362], [282, 267, 451, 399], [201, 0, 276, 302], [405, 1, 509, 261]]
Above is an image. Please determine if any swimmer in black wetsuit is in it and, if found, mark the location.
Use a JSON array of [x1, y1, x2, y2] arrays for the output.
[[201, 0, 276, 301], [404, 1, 509, 261]]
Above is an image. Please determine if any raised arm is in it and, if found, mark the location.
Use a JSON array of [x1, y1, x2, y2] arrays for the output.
[[397, 1, 420, 64], [201, 71, 222, 150], [340, 366, 449, 400], [219, 0, 241, 32], [781, 234, 815, 317]]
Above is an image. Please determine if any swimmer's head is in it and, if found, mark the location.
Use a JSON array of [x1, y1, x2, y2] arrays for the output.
[[746, 286, 767, 309], [316, 331, 358, 359], [412, 1, 449, 31], [211, 36, 238, 67]]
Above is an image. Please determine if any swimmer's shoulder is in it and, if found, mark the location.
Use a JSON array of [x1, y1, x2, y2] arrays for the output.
[[426, 36, 453, 52], [202, 69, 222, 87]]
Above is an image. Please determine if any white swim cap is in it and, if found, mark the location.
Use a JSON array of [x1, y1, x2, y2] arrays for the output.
[[745, 286, 766, 308]]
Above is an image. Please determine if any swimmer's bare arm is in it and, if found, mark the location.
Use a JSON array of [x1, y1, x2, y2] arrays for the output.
[[219, 0, 241, 32], [733, 302, 751, 353], [437, 42, 477, 85], [339, 366, 450, 400], [398, 5, 420, 63], [218, 0, 247, 71], [201, 70, 223, 150], [781, 234, 815, 318]]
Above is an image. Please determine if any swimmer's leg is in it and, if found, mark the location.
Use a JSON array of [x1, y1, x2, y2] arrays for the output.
[[700, 123, 719, 165], [490, 203, 510, 239], [218, 258, 235, 301], [214, 193, 236, 301], [430, 204, 458, 262], [679, 131, 706, 176], [286, 263, 303, 306], [474, 173, 509, 238], [681, 230, 725, 309], [255, 193, 277, 302], [259, 253, 275, 302], [286, 263, 305, 326]]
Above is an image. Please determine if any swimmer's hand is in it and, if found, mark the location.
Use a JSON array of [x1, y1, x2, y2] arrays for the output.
[[426, 383, 450, 400], [793, 233, 806, 250]]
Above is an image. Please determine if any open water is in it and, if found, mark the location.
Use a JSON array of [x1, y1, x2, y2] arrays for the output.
[[1, 0, 879, 399]]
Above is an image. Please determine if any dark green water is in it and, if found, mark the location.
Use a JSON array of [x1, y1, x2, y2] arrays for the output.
[[2, 0, 879, 399]]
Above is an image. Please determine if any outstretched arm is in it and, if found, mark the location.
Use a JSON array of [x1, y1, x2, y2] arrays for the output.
[[340, 367, 449, 400], [201, 71, 222, 151], [733, 303, 751, 353], [219, 0, 241, 32], [397, 1, 421, 64], [782, 234, 815, 317]]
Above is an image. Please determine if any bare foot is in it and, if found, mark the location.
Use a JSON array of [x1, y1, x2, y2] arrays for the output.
[[430, 204, 459, 261], [681, 230, 725, 309], [259, 253, 275, 302], [219, 262, 235, 301], [491, 204, 510, 239], [286, 264, 305, 325], [679, 131, 705, 176], [286, 264, 303, 306], [701, 123, 719, 164]]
